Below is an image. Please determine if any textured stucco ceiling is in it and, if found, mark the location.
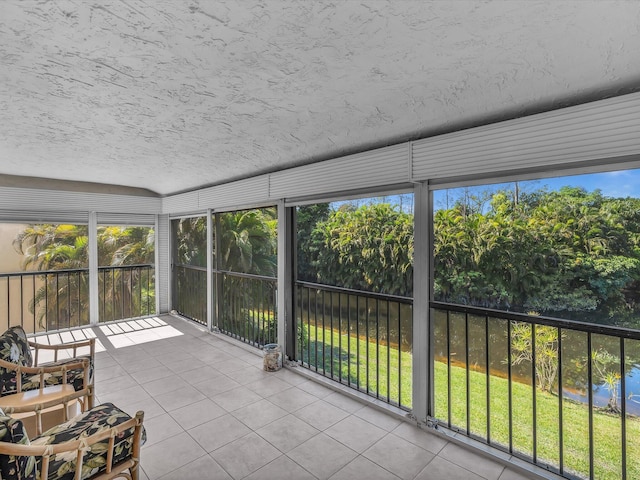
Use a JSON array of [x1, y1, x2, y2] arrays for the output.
[[1, 1, 640, 196]]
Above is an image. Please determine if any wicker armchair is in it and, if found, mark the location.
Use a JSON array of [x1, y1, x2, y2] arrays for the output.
[[0, 327, 95, 436], [0, 326, 95, 435], [0, 397, 145, 480]]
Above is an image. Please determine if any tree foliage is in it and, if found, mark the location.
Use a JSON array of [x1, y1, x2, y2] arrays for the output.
[[172, 216, 208, 267], [296, 203, 330, 284], [510, 322, 561, 393], [299, 203, 414, 297], [13, 224, 155, 328], [14, 224, 155, 271], [218, 207, 277, 276], [171, 208, 278, 276], [14, 224, 90, 270], [434, 186, 640, 327]]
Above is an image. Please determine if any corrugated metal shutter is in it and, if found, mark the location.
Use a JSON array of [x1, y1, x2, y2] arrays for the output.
[[0, 187, 160, 214], [156, 214, 170, 313], [198, 175, 270, 210], [412, 92, 640, 182], [269, 143, 409, 199], [97, 213, 156, 226], [162, 190, 199, 214], [85, 193, 161, 214], [0, 209, 89, 224]]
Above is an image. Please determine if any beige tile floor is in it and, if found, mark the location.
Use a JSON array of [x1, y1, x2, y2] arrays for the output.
[[55, 314, 543, 480]]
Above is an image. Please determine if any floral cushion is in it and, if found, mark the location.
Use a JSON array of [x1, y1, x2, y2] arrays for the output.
[[0, 326, 92, 397], [20, 357, 94, 396], [0, 327, 33, 368], [30, 402, 146, 480], [0, 411, 37, 480], [0, 327, 34, 397]]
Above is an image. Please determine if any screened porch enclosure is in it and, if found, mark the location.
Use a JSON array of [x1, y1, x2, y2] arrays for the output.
[[1, 91, 640, 480], [0, 264, 155, 333], [0, 220, 157, 332], [432, 303, 640, 480], [295, 281, 413, 410], [171, 208, 278, 348]]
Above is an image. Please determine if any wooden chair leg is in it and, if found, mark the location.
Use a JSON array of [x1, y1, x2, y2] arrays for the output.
[[87, 384, 94, 410]]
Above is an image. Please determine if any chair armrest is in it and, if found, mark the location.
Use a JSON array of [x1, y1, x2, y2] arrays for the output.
[[0, 357, 90, 377], [0, 411, 145, 480], [0, 357, 91, 394], [0, 384, 89, 414], [8, 410, 143, 452], [0, 385, 91, 435], [28, 337, 95, 365]]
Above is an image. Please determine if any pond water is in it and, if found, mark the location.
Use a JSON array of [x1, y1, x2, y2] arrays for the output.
[[433, 311, 640, 417], [564, 364, 640, 416]]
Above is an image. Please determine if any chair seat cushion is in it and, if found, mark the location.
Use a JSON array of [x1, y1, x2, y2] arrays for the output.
[[30, 402, 146, 480], [0, 356, 94, 398], [21, 356, 94, 395]]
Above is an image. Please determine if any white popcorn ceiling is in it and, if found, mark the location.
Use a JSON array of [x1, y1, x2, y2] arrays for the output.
[[1, 0, 639, 196]]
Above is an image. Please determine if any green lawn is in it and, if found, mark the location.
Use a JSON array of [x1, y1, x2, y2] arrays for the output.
[[301, 324, 412, 408], [300, 323, 639, 479], [434, 360, 640, 480]]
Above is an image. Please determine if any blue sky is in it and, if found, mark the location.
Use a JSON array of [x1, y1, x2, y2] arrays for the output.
[[433, 168, 640, 210], [328, 168, 640, 213], [538, 169, 640, 198]]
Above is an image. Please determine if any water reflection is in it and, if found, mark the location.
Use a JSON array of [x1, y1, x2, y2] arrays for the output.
[[433, 307, 640, 479], [433, 314, 640, 417], [564, 364, 640, 416]]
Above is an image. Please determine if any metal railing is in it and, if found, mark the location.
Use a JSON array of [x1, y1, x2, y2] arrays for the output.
[[431, 301, 640, 480], [98, 264, 155, 323], [0, 265, 155, 333], [296, 281, 413, 410], [172, 264, 207, 325], [0, 268, 89, 333], [217, 270, 277, 348]]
